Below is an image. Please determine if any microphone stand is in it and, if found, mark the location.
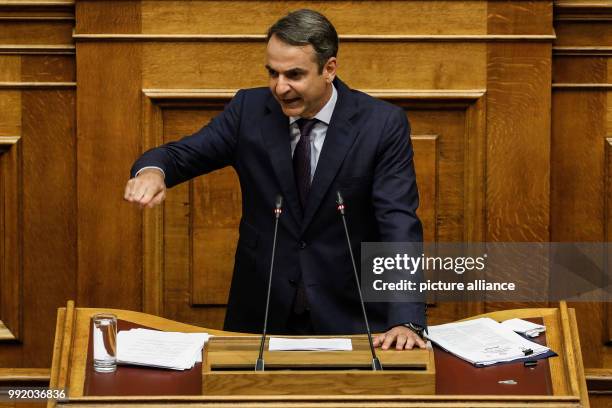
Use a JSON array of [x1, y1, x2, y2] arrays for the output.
[[255, 195, 283, 371], [336, 191, 383, 371]]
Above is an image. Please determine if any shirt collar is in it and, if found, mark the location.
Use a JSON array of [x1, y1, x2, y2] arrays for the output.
[[289, 83, 337, 126]]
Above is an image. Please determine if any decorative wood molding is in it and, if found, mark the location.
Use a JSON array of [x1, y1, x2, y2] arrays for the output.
[[366, 90, 486, 101], [0, 1, 73, 5], [554, 46, 612, 56], [606, 139, 612, 344], [143, 89, 486, 103], [606, 138, 612, 243], [412, 134, 439, 244], [0, 82, 76, 89], [143, 89, 238, 101], [141, 95, 165, 316], [54, 300, 75, 391], [585, 368, 612, 394], [74, 33, 556, 42], [0, 136, 22, 341], [0, 368, 50, 382], [0, 0, 73, 20], [554, 2, 612, 21], [0, 136, 19, 155], [552, 83, 612, 89], [0, 15, 73, 21], [0, 44, 74, 55], [0, 321, 14, 341]]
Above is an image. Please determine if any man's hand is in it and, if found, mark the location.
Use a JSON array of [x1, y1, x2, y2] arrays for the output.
[[373, 325, 426, 350], [124, 169, 167, 209]]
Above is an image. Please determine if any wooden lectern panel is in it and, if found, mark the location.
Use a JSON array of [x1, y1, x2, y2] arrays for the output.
[[47, 301, 589, 407], [202, 336, 435, 395]]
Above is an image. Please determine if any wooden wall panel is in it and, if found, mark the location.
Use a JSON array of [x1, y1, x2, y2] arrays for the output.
[[484, 6, 552, 314], [554, 56, 607, 84], [160, 105, 232, 327], [149, 105, 239, 310], [552, 89, 607, 368], [0, 136, 22, 343], [0, 0, 77, 371], [141, 42, 487, 90], [0, 21, 73, 44], [486, 43, 551, 243], [0, 91, 20, 134], [139, 1, 488, 35], [20, 55, 75, 83], [0, 138, 22, 369], [75, 0, 140, 34], [412, 135, 438, 244], [0, 57, 20, 82], [192, 167, 241, 306], [552, 1, 611, 376], [76, 42, 142, 310], [552, 91, 606, 241], [488, 0, 552, 35], [409, 109, 469, 242], [555, 22, 612, 47], [21, 90, 76, 366], [0, 44, 24, 348]]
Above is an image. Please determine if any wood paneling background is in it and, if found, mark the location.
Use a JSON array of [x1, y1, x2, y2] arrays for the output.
[[0, 0, 76, 373], [0, 0, 611, 402]]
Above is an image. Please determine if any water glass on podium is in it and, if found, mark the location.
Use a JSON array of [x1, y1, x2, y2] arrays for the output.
[[92, 313, 117, 373]]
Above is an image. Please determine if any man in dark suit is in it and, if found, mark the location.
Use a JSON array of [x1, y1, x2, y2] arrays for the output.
[[125, 9, 426, 350]]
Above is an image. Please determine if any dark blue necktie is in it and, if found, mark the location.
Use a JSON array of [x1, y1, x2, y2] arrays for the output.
[[293, 118, 318, 211], [292, 118, 318, 315]]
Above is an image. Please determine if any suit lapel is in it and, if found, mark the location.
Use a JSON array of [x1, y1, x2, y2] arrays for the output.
[[301, 79, 360, 233], [261, 96, 303, 225]]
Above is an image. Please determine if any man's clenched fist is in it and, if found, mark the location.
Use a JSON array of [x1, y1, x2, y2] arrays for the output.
[[124, 168, 167, 209]]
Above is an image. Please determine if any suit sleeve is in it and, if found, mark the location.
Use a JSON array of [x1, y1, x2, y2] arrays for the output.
[[372, 107, 427, 329], [130, 89, 245, 187]]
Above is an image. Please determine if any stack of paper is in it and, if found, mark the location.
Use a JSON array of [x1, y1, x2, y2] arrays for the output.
[[269, 337, 352, 351], [117, 328, 209, 370], [426, 318, 550, 366], [501, 318, 546, 337]]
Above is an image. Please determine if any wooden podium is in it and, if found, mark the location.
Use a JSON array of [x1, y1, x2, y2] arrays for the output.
[[48, 301, 589, 407], [203, 336, 434, 395]]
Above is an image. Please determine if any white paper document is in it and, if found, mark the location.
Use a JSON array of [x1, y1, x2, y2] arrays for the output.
[[268, 337, 352, 351], [426, 317, 550, 366], [501, 318, 546, 337], [117, 328, 209, 370]]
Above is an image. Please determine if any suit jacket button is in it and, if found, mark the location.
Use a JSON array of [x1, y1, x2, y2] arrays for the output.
[[299, 241, 307, 249]]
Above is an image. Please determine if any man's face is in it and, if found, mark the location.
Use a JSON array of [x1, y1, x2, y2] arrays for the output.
[[266, 34, 336, 118]]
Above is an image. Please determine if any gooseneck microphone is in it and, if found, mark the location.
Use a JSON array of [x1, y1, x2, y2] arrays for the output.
[[255, 195, 283, 371], [336, 191, 383, 371]]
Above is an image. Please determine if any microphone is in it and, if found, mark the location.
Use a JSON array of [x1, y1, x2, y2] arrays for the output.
[[255, 195, 283, 371], [336, 191, 383, 371]]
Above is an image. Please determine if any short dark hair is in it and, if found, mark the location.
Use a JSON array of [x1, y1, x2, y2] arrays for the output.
[[267, 9, 338, 73]]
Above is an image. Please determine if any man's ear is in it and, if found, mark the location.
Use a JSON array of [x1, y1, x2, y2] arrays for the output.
[[324, 57, 337, 83]]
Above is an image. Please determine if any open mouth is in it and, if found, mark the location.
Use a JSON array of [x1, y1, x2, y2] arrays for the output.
[[282, 97, 301, 105]]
